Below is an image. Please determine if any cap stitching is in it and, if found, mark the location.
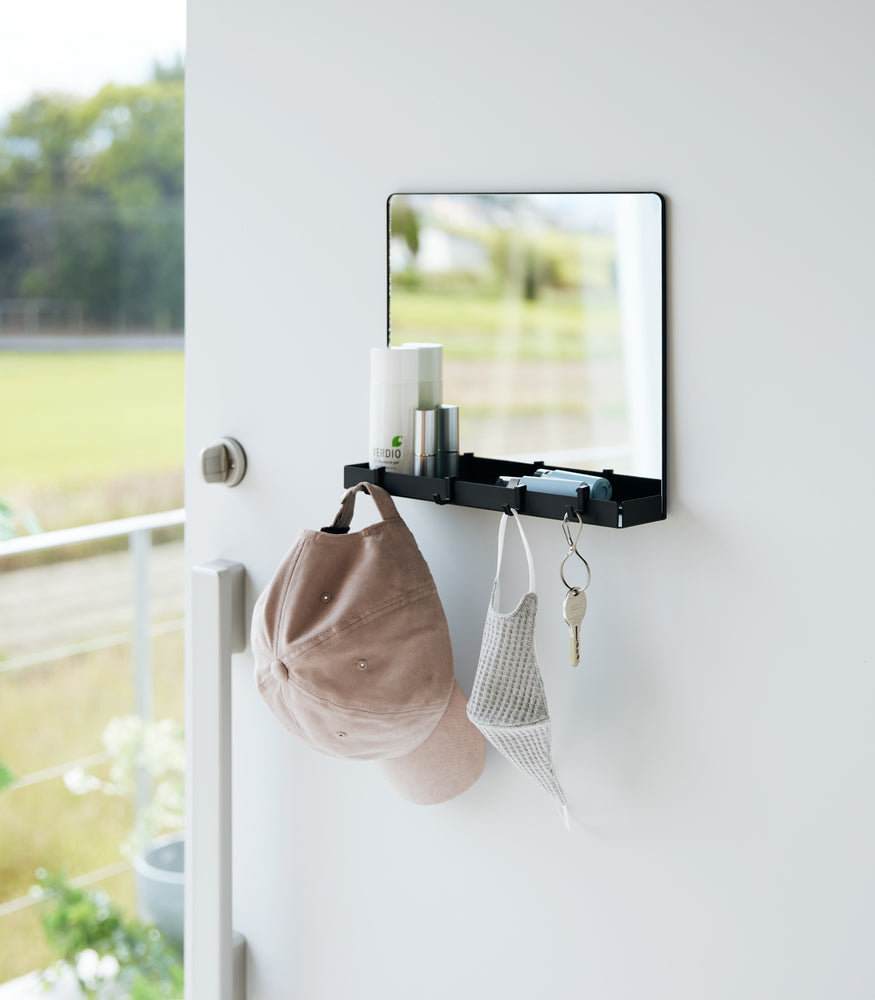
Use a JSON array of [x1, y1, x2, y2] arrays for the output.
[[282, 589, 451, 712], [279, 581, 437, 662], [252, 641, 275, 674], [279, 679, 320, 747], [272, 535, 309, 659], [284, 675, 453, 719], [256, 587, 446, 711]]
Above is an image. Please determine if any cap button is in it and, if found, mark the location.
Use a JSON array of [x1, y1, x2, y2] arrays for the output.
[[320, 592, 331, 603], [270, 659, 289, 681]]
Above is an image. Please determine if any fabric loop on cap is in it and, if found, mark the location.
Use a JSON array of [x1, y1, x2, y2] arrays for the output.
[[329, 482, 401, 531]]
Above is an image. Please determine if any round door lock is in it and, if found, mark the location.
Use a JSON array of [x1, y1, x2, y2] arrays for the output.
[[200, 437, 247, 487]]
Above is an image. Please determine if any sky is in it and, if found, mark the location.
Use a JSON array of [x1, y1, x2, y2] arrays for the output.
[[0, 0, 186, 120]]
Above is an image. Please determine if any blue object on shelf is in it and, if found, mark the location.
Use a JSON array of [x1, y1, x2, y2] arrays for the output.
[[520, 472, 612, 501]]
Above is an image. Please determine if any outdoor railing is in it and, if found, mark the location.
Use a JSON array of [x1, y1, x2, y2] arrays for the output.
[[0, 509, 185, 936], [0, 509, 185, 724]]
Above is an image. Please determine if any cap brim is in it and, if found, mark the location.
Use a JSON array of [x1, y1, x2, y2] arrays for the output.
[[376, 680, 486, 805]]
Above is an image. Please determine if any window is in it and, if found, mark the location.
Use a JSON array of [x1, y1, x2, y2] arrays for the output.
[[0, 4, 187, 994]]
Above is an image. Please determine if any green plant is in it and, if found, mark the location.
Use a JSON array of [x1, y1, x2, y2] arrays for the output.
[[0, 495, 42, 540], [64, 716, 184, 859], [0, 758, 15, 792], [34, 870, 182, 999]]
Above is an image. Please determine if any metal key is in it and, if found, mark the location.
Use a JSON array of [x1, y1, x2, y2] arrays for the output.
[[563, 586, 587, 666]]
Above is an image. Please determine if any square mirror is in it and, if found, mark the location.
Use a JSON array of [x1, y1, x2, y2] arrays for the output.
[[346, 191, 666, 526], [389, 191, 665, 483]]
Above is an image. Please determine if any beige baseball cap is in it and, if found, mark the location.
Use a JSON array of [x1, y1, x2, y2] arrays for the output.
[[251, 483, 486, 804]]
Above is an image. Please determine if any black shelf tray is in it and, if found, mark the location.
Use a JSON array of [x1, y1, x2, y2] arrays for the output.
[[343, 455, 665, 527]]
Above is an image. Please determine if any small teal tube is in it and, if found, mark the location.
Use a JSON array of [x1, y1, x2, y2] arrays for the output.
[[519, 473, 612, 501], [534, 467, 594, 480]]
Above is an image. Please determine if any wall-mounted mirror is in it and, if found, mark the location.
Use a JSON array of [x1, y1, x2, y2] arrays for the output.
[[388, 192, 665, 486]]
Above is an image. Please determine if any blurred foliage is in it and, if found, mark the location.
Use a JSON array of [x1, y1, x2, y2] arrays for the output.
[[65, 717, 184, 860], [389, 197, 615, 305], [0, 760, 15, 793], [390, 197, 420, 258], [0, 60, 184, 329], [0, 494, 42, 540], [35, 870, 182, 998], [0, 632, 185, 981]]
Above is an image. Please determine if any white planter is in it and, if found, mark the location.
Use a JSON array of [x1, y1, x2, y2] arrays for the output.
[[133, 832, 184, 948]]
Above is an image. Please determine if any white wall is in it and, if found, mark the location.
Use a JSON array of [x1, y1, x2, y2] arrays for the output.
[[185, 2, 875, 997]]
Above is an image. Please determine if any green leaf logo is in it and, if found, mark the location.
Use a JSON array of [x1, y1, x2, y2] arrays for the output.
[[391, 435, 403, 448]]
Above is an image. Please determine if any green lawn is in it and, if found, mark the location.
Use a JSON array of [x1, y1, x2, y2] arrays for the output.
[[0, 349, 186, 982], [390, 289, 620, 361], [0, 351, 184, 531]]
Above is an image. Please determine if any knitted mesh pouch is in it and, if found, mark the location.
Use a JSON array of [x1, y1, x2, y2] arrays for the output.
[[467, 511, 569, 826]]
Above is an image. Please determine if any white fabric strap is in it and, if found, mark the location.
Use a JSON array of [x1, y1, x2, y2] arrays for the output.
[[493, 510, 536, 607]]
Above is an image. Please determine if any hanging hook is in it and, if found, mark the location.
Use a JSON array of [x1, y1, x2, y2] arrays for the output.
[[561, 509, 583, 550], [560, 510, 591, 591]]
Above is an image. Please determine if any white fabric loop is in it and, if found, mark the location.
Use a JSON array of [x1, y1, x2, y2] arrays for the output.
[[492, 510, 536, 610]]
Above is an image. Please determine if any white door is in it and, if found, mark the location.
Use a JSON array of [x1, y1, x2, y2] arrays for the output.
[[184, 1, 875, 998]]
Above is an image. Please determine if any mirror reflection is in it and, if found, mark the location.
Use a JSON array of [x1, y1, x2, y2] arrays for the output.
[[388, 192, 664, 482]]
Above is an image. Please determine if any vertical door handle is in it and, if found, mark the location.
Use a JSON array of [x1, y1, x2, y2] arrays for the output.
[[188, 560, 247, 1000]]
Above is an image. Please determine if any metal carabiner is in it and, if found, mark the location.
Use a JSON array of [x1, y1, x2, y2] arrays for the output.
[[560, 510, 591, 592]]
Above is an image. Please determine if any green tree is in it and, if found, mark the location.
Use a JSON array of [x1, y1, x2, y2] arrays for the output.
[[391, 198, 421, 259], [0, 60, 184, 330]]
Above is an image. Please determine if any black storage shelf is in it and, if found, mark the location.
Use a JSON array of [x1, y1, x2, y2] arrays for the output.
[[343, 454, 665, 527]]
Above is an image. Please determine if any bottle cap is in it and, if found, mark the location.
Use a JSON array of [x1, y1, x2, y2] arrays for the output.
[[414, 408, 436, 457], [398, 342, 443, 384], [371, 346, 419, 384], [437, 404, 459, 453]]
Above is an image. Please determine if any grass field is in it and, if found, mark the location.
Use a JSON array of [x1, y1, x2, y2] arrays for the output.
[[390, 289, 621, 361], [0, 348, 186, 982], [390, 288, 626, 463], [1, 351, 185, 531]]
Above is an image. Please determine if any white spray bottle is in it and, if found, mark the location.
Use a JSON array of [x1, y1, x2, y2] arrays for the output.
[[369, 346, 419, 475]]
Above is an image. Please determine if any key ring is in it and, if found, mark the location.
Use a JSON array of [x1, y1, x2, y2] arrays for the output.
[[560, 510, 591, 591]]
